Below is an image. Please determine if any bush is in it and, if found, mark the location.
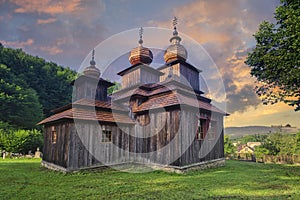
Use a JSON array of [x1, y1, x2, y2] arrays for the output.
[[0, 129, 43, 154]]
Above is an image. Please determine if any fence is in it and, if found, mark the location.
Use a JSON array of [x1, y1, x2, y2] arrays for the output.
[[226, 154, 300, 165], [263, 154, 300, 165]]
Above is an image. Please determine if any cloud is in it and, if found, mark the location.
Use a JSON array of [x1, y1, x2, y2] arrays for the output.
[[39, 46, 63, 55], [11, 0, 82, 15], [150, 0, 279, 114], [0, 38, 34, 48], [37, 18, 57, 24], [1, 0, 107, 68]]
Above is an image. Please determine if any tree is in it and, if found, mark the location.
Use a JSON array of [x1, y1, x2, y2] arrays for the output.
[[295, 132, 300, 154], [279, 134, 296, 155], [245, 0, 300, 111], [107, 82, 121, 95], [224, 135, 235, 154], [0, 45, 76, 118], [0, 64, 43, 129], [254, 146, 269, 160]]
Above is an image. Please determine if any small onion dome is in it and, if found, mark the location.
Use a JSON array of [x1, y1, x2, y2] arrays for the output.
[[129, 27, 153, 65], [129, 46, 153, 65], [83, 49, 101, 78], [164, 20, 188, 63]]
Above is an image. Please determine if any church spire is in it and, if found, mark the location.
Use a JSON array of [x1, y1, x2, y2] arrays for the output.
[[83, 49, 101, 78], [128, 27, 153, 65], [164, 17, 187, 63]]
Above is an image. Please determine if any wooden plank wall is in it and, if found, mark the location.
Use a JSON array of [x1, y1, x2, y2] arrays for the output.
[[122, 68, 140, 88], [159, 63, 199, 91], [67, 122, 134, 170], [179, 110, 225, 166], [159, 64, 180, 82], [43, 109, 224, 170], [43, 122, 70, 168], [140, 68, 159, 84], [179, 64, 199, 91]]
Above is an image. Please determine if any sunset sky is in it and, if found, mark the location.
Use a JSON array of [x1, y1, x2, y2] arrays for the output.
[[1, 0, 299, 127]]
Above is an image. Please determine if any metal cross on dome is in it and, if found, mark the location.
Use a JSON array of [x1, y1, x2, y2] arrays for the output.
[[172, 17, 179, 36], [92, 49, 95, 61], [138, 27, 144, 45], [172, 17, 178, 28]]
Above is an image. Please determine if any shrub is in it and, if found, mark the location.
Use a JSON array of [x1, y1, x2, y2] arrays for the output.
[[0, 129, 43, 154]]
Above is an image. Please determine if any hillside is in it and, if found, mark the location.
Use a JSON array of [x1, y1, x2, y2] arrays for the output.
[[225, 126, 300, 138], [0, 44, 76, 129]]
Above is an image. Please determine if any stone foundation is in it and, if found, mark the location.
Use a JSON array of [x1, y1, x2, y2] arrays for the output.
[[41, 158, 226, 174]]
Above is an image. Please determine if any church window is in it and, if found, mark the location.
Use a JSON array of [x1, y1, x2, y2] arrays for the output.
[[101, 129, 112, 143], [51, 126, 57, 144]]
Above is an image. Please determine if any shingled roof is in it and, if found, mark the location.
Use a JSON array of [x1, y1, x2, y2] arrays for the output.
[[133, 91, 225, 114], [38, 107, 134, 125]]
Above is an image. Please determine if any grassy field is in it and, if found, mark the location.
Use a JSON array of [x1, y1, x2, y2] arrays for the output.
[[0, 159, 299, 199]]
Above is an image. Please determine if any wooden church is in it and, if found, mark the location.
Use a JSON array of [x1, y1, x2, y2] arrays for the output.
[[39, 21, 227, 173]]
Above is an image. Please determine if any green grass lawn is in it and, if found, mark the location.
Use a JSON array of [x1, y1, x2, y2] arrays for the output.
[[0, 159, 299, 199]]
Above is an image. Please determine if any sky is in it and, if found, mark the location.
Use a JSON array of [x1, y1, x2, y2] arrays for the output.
[[0, 0, 299, 128]]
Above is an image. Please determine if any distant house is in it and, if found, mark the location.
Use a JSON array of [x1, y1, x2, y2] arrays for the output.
[[246, 142, 261, 149], [38, 24, 227, 172]]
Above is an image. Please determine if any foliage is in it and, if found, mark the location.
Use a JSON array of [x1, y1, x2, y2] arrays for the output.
[[295, 132, 300, 154], [245, 0, 300, 111], [0, 160, 300, 199], [0, 129, 43, 154], [0, 45, 76, 129], [107, 82, 121, 95], [0, 64, 43, 129], [224, 135, 235, 154], [254, 146, 270, 159], [257, 132, 299, 156]]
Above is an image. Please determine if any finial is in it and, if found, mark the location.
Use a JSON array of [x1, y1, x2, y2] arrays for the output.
[[90, 49, 96, 66], [172, 17, 178, 36], [138, 27, 143, 46]]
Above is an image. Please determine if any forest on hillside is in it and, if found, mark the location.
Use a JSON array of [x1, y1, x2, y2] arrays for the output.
[[0, 44, 76, 130], [0, 44, 77, 154]]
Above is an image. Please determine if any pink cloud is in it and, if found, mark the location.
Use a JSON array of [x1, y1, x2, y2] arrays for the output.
[[39, 46, 63, 55], [0, 38, 34, 48], [11, 0, 82, 15], [37, 18, 57, 25]]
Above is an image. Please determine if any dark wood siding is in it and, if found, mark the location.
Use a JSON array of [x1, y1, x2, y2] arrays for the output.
[[43, 110, 224, 170], [43, 122, 70, 168], [159, 63, 199, 91], [122, 68, 140, 88]]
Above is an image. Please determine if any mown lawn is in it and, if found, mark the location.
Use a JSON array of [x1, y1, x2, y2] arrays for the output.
[[0, 159, 299, 199]]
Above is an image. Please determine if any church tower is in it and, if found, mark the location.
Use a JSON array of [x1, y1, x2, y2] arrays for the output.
[[71, 49, 114, 101], [158, 17, 201, 92], [117, 27, 163, 89]]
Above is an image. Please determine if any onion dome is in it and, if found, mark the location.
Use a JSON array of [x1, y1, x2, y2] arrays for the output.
[[129, 27, 153, 65], [83, 49, 101, 78], [164, 17, 188, 63]]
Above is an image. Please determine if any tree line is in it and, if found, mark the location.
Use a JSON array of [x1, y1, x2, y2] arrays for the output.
[[0, 44, 77, 154]]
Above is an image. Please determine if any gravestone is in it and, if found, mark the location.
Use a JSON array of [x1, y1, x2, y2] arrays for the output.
[[34, 147, 41, 158]]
